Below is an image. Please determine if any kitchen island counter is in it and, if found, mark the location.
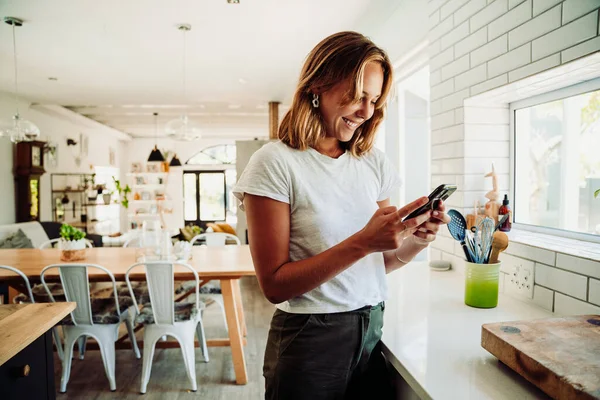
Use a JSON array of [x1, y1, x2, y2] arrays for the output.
[[383, 262, 552, 400]]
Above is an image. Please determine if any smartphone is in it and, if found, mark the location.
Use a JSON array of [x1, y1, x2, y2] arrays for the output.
[[402, 184, 457, 222]]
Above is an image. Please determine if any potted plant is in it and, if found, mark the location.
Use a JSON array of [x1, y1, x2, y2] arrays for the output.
[[102, 190, 113, 205], [59, 223, 88, 261]]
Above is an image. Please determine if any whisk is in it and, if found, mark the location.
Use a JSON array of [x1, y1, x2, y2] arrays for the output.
[[476, 217, 495, 263]]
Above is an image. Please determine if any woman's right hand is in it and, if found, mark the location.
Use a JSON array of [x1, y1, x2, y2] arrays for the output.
[[357, 197, 433, 253]]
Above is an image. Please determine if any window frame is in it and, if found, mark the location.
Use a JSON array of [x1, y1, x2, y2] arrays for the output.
[[183, 169, 227, 229], [509, 77, 600, 244]]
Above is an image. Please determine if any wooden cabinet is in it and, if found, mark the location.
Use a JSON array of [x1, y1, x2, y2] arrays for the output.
[[0, 332, 55, 400], [0, 304, 75, 400], [13, 141, 46, 222]]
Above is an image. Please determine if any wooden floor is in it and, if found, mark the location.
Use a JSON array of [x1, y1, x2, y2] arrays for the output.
[[55, 277, 274, 399]]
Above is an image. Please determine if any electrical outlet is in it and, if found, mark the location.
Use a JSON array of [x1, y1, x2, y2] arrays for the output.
[[503, 255, 535, 299]]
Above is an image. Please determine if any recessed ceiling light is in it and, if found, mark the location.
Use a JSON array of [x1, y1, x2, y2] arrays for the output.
[[228, 104, 242, 109], [48, 77, 58, 81], [227, 0, 240, 3], [238, 78, 247, 84]]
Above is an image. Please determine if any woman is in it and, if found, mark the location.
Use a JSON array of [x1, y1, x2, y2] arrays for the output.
[[233, 31, 449, 400]]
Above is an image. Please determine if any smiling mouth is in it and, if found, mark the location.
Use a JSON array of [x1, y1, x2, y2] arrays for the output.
[[342, 117, 359, 129]]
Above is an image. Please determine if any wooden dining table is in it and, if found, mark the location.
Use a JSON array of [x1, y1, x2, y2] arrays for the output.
[[0, 246, 256, 385]]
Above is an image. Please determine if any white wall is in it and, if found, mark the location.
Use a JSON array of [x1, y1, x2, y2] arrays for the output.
[[427, 0, 600, 314], [366, 0, 430, 63], [0, 91, 126, 224]]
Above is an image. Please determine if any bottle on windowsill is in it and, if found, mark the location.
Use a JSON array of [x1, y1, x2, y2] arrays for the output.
[[498, 194, 511, 232]]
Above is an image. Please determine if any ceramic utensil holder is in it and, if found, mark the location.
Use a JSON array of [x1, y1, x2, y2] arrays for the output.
[[464, 262, 500, 308]]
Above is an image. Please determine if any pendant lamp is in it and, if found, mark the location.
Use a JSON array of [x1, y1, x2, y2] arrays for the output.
[[2, 17, 40, 143], [165, 24, 201, 141], [147, 112, 165, 162], [169, 154, 182, 167]]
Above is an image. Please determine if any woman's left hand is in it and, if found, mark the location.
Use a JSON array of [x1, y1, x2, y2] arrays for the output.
[[412, 199, 451, 245]]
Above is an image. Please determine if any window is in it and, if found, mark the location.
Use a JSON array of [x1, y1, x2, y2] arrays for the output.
[[511, 79, 600, 240], [187, 144, 236, 165], [183, 171, 227, 228], [185, 144, 238, 228]]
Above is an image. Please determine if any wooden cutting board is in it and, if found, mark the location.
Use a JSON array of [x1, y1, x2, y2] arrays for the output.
[[482, 315, 600, 400]]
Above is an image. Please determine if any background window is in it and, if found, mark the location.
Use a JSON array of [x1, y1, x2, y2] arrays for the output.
[[513, 84, 600, 238], [183, 171, 227, 229]]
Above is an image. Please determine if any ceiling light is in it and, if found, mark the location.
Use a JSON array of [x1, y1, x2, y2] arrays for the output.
[[227, 0, 240, 3], [238, 78, 247, 84], [169, 154, 182, 167], [48, 77, 58, 81], [165, 24, 201, 141], [1, 17, 40, 143], [148, 112, 165, 162]]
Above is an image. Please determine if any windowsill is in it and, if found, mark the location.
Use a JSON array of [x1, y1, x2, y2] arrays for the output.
[[506, 228, 600, 263]]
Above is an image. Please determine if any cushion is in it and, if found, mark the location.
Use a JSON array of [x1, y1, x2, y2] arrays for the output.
[[134, 301, 202, 324], [0, 229, 34, 249], [60, 296, 134, 325], [0, 222, 49, 248], [206, 223, 224, 233], [216, 223, 236, 236], [175, 280, 222, 295], [117, 282, 150, 304], [13, 283, 66, 303], [179, 226, 197, 242]]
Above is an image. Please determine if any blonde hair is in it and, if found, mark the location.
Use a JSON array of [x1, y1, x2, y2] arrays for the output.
[[279, 31, 393, 157]]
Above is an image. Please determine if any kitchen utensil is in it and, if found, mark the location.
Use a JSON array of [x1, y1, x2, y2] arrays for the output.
[[482, 315, 600, 399], [465, 229, 476, 261], [488, 231, 508, 264], [484, 214, 508, 261], [473, 222, 481, 263], [447, 209, 474, 262], [477, 217, 495, 263], [494, 213, 509, 232]]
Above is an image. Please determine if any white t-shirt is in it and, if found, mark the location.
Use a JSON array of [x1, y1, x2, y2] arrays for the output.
[[233, 141, 402, 314]]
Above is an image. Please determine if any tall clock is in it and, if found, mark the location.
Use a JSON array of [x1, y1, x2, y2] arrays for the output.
[[14, 141, 46, 222]]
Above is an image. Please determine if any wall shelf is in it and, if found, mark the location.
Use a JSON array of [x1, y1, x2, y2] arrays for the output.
[[51, 189, 86, 193], [50, 173, 120, 235]]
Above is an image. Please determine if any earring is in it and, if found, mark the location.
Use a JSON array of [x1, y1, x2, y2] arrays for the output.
[[312, 94, 319, 108]]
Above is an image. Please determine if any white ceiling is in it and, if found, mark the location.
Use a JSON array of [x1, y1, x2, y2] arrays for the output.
[[0, 0, 405, 138]]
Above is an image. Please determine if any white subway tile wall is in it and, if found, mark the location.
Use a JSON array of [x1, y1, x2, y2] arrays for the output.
[[554, 293, 600, 315], [535, 263, 588, 300], [531, 284, 554, 311], [589, 278, 600, 306], [428, 0, 600, 314]]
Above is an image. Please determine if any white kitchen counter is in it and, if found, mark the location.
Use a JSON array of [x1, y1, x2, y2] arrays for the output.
[[382, 262, 553, 400]]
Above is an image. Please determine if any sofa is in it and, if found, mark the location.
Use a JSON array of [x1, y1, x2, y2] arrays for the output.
[[0, 221, 103, 248]]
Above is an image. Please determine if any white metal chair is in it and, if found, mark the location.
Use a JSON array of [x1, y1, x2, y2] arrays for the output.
[[1, 265, 65, 361], [125, 261, 208, 394], [189, 232, 241, 247], [123, 235, 142, 248], [183, 232, 241, 331], [41, 263, 141, 393], [39, 238, 94, 249]]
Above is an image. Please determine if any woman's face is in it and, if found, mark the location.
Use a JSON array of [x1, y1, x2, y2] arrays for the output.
[[318, 61, 384, 142]]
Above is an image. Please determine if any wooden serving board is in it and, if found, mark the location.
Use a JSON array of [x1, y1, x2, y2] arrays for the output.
[[482, 315, 600, 400]]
